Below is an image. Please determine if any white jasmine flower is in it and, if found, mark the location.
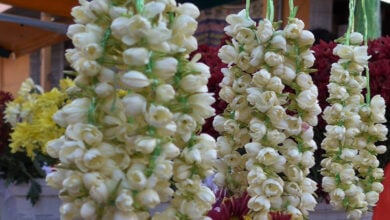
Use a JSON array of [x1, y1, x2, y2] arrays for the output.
[[90, 181, 109, 204], [370, 95, 387, 123], [264, 51, 284, 67], [143, 2, 166, 18], [180, 74, 208, 93], [121, 70, 150, 89], [176, 3, 200, 18], [111, 15, 151, 46], [299, 30, 315, 46], [256, 147, 280, 166], [53, 98, 90, 127], [262, 178, 284, 197], [153, 57, 178, 79], [224, 9, 255, 36], [296, 89, 318, 110], [256, 19, 273, 43], [80, 200, 98, 219], [250, 45, 265, 66], [350, 32, 364, 45], [123, 47, 150, 66], [122, 93, 147, 117], [218, 44, 238, 65], [247, 196, 270, 212]]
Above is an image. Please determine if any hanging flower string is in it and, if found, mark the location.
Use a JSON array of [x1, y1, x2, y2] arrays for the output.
[[45, 0, 217, 219], [213, 0, 320, 218], [320, 0, 387, 218]]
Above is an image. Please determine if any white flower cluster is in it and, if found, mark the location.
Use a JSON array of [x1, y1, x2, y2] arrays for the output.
[[45, 0, 217, 219], [214, 10, 320, 219], [321, 32, 387, 219]]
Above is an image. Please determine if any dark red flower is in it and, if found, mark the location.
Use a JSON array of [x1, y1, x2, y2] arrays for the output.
[[0, 91, 13, 155], [269, 212, 292, 220], [207, 190, 250, 220], [190, 44, 227, 138]]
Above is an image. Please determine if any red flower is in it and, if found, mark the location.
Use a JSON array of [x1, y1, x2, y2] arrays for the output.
[[207, 190, 250, 220], [0, 91, 13, 155], [190, 44, 227, 138], [269, 212, 292, 220]]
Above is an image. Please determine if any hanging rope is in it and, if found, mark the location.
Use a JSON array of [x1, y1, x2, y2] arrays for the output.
[[362, 0, 371, 104]]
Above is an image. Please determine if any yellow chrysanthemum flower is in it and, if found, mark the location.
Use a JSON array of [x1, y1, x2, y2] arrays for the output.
[[5, 78, 70, 158]]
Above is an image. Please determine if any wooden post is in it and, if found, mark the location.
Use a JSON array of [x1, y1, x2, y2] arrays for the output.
[[0, 58, 3, 89], [40, 13, 52, 91]]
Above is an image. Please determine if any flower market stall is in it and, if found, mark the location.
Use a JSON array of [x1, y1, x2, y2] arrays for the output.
[[0, 0, 389, 220]]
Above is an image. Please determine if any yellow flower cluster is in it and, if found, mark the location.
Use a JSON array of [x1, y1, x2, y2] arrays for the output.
[[4, 78, 73, 157]]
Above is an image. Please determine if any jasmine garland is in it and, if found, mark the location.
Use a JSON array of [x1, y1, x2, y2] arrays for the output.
[[45, 0, 217, 219], [213, 5, 320, 219]]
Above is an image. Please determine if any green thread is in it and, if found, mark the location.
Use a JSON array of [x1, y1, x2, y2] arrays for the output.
[[136, 0, 144, 14], [97, 27, 112, 64], [362, 0, 371, 104], [362, 0, 368, 46], [346, 0, 356, 45], [246, 0, 250, 19], [145, 144, 162, 177], [88, 97, 97, 125], [288, 0, 298, 19], [266, 0, 275, 21]]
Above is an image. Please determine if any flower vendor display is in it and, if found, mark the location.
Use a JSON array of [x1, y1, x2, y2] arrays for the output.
[[211, 0, 321, 219], [319, 0, 387, 219], [44, 0, 217, 219], [1, 78, 72, 204]]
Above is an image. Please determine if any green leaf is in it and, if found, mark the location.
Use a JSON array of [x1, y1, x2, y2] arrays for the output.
[[26, 180, 42, 206]]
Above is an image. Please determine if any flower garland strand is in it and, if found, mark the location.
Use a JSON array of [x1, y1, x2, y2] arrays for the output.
[[45, 0, 217, 219], [213, 0, 320, 218], [320, 0, 387, 218]]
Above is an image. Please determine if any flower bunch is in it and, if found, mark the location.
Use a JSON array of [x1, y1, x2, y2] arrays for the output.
[[320, 31, 387, 219], [45, 0, 217, 219], [4, 78, 72, 157], [213, 6, 320, 219], [0, 78, 71, 204]]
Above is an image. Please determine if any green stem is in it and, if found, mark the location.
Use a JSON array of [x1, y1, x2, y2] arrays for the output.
[[362, 0, 368, 46], [145, 144, 161, 177], [288, 0, 298, 19], [136, 0, 144, 14], [346, 0, 356, 45], [88, 97, 97, 124], [246, 0, 250, 19], [266, 0, 274, 22], [362, 0, 371, 104]]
